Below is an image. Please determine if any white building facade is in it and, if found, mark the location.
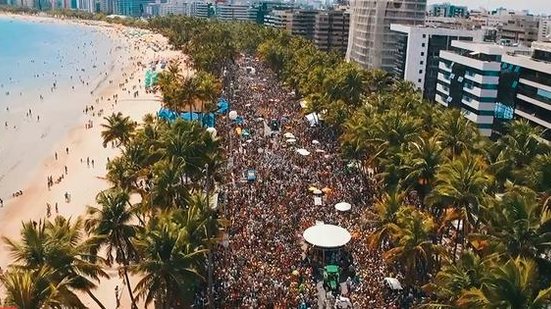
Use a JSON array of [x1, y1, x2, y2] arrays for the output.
[[436, 41, 527, 136], [391, 24, 485, 101]]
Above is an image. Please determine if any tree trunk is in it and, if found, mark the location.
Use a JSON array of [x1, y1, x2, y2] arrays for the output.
[[117, 238, 137, 309], [86, 290, 107, 309], [452, 219, 461, 261]]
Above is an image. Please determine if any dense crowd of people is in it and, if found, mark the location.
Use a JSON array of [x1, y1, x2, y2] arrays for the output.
[[211, 57, 405, 308]]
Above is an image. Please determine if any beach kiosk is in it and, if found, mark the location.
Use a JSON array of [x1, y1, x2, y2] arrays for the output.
[[303, 224, 351, 263]]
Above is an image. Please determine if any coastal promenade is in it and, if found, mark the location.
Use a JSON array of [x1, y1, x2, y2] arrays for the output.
[[0, 14, 185, 307]]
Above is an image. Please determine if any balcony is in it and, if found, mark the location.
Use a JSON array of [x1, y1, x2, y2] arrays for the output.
[[515, 109, 551, 129], [519, 77, 551, 94], [503, 54, 551, 75], [440, 50, 501, 72], [517, 93, 551, 112], [464, 71, 500, 85], [462, 85, 498, 99]]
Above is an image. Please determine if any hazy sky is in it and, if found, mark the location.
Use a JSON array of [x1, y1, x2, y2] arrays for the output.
[[427, 0, 551, 15]]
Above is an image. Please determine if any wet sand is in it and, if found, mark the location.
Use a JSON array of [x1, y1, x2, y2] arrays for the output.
[[0, 13, 185, 308]]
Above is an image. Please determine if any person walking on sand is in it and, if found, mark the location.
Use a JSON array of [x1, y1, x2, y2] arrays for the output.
[[115, 285, 121, 308], [87, 157, 90, 168], [55, 203, 58, 214], [66, 147, 69, 154], [64, 166, 68, 175], [55, 152, 58, 160]]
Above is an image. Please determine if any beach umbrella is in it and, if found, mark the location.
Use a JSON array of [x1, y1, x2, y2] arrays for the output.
[[308, 186, 319, 192], [296, 148, 310, 156], [322, 187, 332, 194], [313, 189, 323, 195], [229, 110, 238, 121], [312, 140, 320, 144], [335, 202, 352, 212], [284, 132, 295, 138], [286, 138, 297, 144], [315, 149, 326, 153], [206, 127, 217, 138]]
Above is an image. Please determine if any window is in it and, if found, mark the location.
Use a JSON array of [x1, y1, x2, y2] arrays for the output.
[[422, 43, 426, 47], [421, 52, 425, 56], [420, 61, 424, 65], [538, 88, 551, 100], [419, 69, 423, 74], [422, 34, 426, 38], [418, 79, 422, 83]]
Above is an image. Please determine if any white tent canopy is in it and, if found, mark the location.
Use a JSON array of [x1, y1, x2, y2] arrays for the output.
[[335, 202, 352, 212], [305, 112, 320, 127], [303, 224, 351, 248], [384, 277, 403, 290]]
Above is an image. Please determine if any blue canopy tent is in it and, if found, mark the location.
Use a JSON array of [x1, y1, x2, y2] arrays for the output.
[[235, 116, 244, 125], [217, 99, 229, 115], [158, 96, 225, 127], [181, 112, 200, 121], [202, 113, 216, 128], [158, 107, 177, 121]]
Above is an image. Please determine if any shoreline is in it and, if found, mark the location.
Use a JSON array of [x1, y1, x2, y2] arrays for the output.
[[0, 13, 185, 308]]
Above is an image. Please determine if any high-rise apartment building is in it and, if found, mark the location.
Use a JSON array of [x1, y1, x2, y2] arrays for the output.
[[314, 9, 350, 54], [217, 4, 257, 21], [264, 9, 294, 29], [391, 24, 485, 102], [538, 19, 551, 42], [346, 0, 427, 72], [428, 2, 468, 18], [115, 0, 153, 16], [497, 13, 538, 46], [435, 40, 530, 136], [266, 9, 350, 53], [290, 10, 318, 40], [498, 42, 551, 133]]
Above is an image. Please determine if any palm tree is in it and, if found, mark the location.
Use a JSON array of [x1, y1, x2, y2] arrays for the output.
[[496, 119, 547, 169], [131, 209, 207, 308], [367, 190, 406, 250], [85, 189, 141, 309], [2, 218, 108, 309], [384, 206, 444, 285], [423, 250, 487, 306], [457, 257, 551, 308], [1, 267, 83, 309], [521, 153, 551, 194], [427, 153, 493, 253], [478, 185, 551, 260], [435, 109, 480, 158], [194, 70, 221, 113], [402, 135, 444, 199], [101, 112, 137, 148]]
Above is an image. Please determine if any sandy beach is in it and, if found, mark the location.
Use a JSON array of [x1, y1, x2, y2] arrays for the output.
[[0, 13, 184, 308]]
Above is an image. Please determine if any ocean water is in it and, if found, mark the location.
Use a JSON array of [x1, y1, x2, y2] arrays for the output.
[[0, 16, 118, 200], [0, 17, 113, 101]]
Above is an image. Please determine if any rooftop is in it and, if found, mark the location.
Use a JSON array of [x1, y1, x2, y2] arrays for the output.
[[390, 23, 484, 36], [451, 40, 530, 55]]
